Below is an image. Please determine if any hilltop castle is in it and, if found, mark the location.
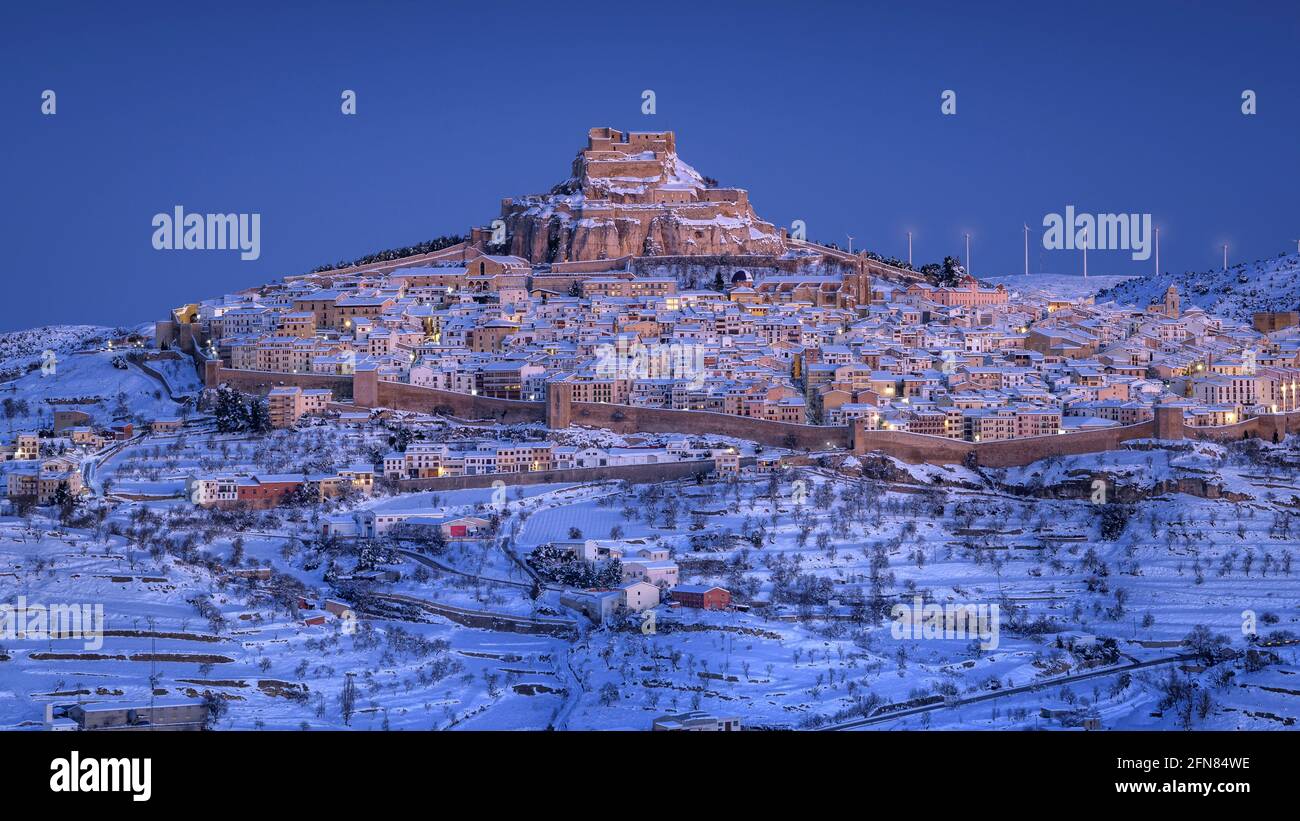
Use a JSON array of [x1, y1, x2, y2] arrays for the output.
[[482, 127, 785, 263]]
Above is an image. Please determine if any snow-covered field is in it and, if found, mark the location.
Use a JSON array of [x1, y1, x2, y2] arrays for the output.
[[1, 325, 1297, 732], [3, 427, 1298, 730], [983, 273, 1136, 300]]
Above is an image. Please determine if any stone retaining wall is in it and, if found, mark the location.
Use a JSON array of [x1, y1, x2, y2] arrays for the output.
[[395, 457, 737, 492]]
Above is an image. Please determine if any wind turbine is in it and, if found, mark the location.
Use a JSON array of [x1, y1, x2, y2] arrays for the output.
[[1082, 226, 1089, 279], [1023, 224, 1030, 276]]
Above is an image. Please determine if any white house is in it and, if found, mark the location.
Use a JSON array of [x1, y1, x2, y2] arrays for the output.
[[186, 475, 237, 506], [618, 580, 660, 612], [622, 558, 679, 588]]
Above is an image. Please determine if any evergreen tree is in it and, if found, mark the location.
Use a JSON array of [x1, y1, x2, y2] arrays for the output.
[[246, 398, 272, 433], [214, 386, 249, 433], [933, 255, 966, 287], [390, 427, 414, 452], [595, 559, 623, 587], [51, 481, 74, 509]]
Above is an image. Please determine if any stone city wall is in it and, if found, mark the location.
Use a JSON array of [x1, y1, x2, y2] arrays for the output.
[[200, 364, 1300, 467]]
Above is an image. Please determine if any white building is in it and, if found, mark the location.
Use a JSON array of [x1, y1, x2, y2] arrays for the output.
[[618, 580, 660, 612]]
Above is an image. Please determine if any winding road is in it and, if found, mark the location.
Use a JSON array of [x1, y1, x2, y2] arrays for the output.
[[823, 651, 1198, 730]]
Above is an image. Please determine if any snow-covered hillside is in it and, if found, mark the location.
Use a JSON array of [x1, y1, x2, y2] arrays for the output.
[[0, 325, 201, 432], [1096, 252, 1300, 321], [983, 273, 1135, 300], [0, 325, 116, 376]]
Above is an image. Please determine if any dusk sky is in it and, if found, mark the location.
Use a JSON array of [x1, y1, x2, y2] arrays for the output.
[[2, 0, 1297, 332]]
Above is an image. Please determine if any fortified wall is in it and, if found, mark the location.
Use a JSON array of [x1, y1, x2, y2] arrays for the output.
[[1181, 412, 1300, 444], [845, 405, 1276, 468], [201, 365, 1300, 468], [545, 381, 849, 448], [849, 420, 1160, 469], [370, 372, 546, 425], [566, 401, 852, 449], [203, 360, 354, 397]]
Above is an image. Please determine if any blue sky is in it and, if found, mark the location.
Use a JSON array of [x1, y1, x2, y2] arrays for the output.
[[1, 0, 1297, 331]]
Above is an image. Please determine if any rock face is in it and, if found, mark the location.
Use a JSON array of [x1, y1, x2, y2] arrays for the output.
[[498, 127, 786, 264]]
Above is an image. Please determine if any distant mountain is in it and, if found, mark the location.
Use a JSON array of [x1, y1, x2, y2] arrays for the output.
[[1096, 253, 1300, 322]]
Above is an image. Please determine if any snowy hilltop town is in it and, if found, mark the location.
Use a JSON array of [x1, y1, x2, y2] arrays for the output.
[[4, 126, 1300, 732]]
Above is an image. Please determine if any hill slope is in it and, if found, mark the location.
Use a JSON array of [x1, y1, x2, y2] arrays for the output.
[[1097, 253, 1300, 322]]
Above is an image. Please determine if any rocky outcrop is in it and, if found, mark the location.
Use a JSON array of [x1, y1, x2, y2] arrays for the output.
[[498, 127, 785, 264], [1005, 472, 1254, 503]]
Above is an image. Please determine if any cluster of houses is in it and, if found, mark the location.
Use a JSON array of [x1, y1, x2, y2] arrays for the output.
[[183, 433, 743, 514], [803, 280, 1300, 438], [3, 417, 133, 465], [381, 436, 726, 479], [186, 465, 374, 510], [1, 432, 85, 505], [320, 509, 488, 540], [51, 411, 137, 449], [552, 537, 730, 625], [176, 245, 864, 425], [175, 237, 1300, 443]]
